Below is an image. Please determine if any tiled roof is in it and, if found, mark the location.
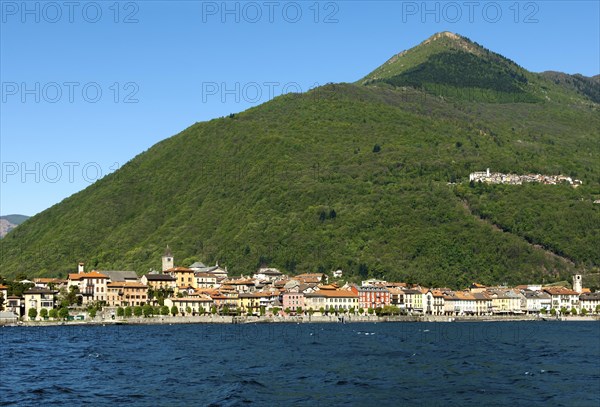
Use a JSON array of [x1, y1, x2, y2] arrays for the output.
[[68, 271, 108, 280], [107, 282, 147, 289], [143, 274, 176, 281], [543, 287, 579, 296]]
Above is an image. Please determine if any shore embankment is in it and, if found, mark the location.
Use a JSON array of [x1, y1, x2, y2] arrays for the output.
[[2, 314, 598, 327]]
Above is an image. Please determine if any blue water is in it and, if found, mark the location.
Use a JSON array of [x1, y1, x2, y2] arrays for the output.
[[1, 322, 599, 406]]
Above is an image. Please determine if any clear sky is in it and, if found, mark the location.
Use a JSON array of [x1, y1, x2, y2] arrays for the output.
[[1, 0, 599, 216]]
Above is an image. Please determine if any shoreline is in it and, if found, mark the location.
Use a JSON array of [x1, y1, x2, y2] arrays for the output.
[[2, 314, 599, 327]]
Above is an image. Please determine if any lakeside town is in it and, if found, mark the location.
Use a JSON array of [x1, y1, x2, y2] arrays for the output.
[[1, 247, 599, 325]]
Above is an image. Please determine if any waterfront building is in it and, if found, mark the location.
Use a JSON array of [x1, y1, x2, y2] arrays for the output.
[[282, 291, 305, 311], [304, 286, 358, 313], [106, 281, 148, 307], [579, 292, 600, 314], [424, 289, 445, 315], [67, 269, 109, 305], [351, 285, 390, 309], [543, 287, 580, 311], [23, 288, 56, 320]]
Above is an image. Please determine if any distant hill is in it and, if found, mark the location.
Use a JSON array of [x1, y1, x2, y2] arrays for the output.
[[0, 215, 30, 238], [1, 32, 598, 288], [540, 71, 600, 103]]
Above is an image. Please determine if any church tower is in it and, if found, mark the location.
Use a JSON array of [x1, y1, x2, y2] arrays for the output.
[[162, 245, 174, 272], [572, 274, 582, 294]]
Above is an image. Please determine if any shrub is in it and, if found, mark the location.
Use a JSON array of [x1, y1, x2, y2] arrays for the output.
[[39, 308, 48, 319], [160, 306, 170, 316], [48, 308, 58, 319], [143, 304, 153, 317], [117, 307, 125, 317], [58, 307, 69, 319], [171, 306, 178, 316], [28, 308, 38, 320]]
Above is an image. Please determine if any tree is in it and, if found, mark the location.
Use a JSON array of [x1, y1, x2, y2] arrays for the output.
[[358, 308, 364, 315], [329, 209, 336, 219], [171, 305, 178, 316], [117, 307, 125, 317], [319, 307, 325, 315], [348, 306, 355, 315], [0, 292, 4, 311], [581, 308, 588, 316], [133, 306, 143, 317], [285, 307, 291, 314], [319, 211, 327, 222], [259, 306, 265, 316], [58, 307, 69, 320], [185, 306, 192, 315], [368, 307, 374, 315], [296, 307, 303, 315], [88, 308, 97, 318], [40, 308, 48, 319], [560, 307, 568, 315], [211, 306, 217, 315], [272, 307, 280, 315], [143, 304, 153, 317], [550, 308, 557, 316], [28, 308, 38, 320], [540, 308, 547, 315], [596, 304, 600, 314], [160, 306, 170, 315], [49, 308, 58, 319], [571, 307, 578, 316], [373, 144, 381, 153], [125, 306, 133, 317]]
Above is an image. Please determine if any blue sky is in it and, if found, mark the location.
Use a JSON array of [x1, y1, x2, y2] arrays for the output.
[[1, 0, 599, 216]]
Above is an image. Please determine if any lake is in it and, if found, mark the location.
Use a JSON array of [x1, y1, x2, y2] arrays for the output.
[[1, 321, 599, 406]]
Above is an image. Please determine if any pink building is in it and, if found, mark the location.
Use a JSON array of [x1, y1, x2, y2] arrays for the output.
[[282, 292, 305, 311]]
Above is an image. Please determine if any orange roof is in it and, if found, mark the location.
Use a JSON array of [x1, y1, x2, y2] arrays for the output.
[[84, 271, 108, 279], [0, 285, 8, 290]]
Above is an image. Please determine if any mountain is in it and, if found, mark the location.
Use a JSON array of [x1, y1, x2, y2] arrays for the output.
[[1, 33, 599, 288], [0, 214, 29, 238], [540, 71, 600, 104]]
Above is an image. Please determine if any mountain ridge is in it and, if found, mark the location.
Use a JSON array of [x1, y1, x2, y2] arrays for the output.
[[1, 33, 598, 288]]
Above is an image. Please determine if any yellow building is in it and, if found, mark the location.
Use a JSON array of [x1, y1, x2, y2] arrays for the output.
[[106, 282, 148, 307], [165, 295, 213, 315], [23, 288, 56, 320], [167, 267, 197, 291]]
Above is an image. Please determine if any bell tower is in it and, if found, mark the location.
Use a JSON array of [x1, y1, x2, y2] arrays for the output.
[[162, 245, 174, 272], [572, 274, 582, 294]]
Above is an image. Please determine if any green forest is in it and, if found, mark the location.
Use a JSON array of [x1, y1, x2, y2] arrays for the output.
[[1, 33, 598, 289]]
